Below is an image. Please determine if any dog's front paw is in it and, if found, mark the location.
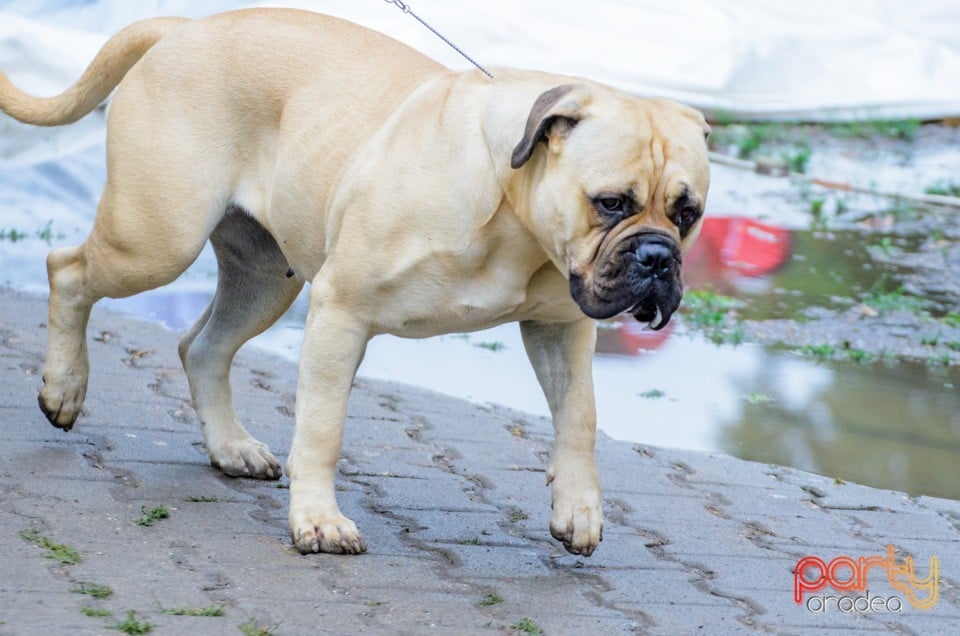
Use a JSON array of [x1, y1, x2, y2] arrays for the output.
[[38, 375, 87, 431], [290, 510, 366, 554], [209, 437, 282, 480], [550, 486, 603, 557]]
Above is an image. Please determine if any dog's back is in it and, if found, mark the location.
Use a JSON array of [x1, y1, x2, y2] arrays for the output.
[[0, 9, 444, 129]]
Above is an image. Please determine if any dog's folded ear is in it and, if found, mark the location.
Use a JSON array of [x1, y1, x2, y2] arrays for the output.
[[511, 84, 589, 169]]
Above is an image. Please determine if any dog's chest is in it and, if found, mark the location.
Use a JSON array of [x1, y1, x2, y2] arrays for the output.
[[370, 257, 582, 338], [375, 266, 530, 337]]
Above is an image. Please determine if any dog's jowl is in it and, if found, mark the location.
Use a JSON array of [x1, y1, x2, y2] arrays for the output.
[[0, 9, 710, 556]]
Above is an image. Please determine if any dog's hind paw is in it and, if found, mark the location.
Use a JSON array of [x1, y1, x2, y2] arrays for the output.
[[209, 437, 282, 480], [290, 512, 366, 555]]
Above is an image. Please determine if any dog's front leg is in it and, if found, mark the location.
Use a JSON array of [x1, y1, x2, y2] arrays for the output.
[[520, 318, 602, 556], [287, 286, 369, 554]]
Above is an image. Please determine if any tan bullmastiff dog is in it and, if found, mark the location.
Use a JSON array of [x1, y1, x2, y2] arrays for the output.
[[0, 9, 709, 556]]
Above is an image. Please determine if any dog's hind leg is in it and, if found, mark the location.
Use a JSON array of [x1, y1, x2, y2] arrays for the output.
[[39, 184, 211, 430], [179, 209, 302, 480], [39, 245, 96, 430]]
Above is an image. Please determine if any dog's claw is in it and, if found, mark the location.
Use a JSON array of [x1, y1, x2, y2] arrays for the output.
[[551, 520, 602, 556], [550, 495, 603, 557], [38, 381, 85, 431], [209, 437, 281, 480], [291, 513, 366, 554]]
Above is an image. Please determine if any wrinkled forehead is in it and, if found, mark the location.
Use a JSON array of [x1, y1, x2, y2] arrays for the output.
[[571, 96, 710, 199], [654, 106, 710, 196]]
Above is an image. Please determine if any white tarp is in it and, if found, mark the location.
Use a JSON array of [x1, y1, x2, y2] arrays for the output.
[[2, 0, 960, 164]]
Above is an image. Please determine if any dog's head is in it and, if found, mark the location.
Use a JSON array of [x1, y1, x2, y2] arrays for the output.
[[510, 83, 710, 329]]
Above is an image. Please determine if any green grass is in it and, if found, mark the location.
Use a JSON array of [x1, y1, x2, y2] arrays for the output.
[[681, 289, 746, 346], [184, 496, 219, 503], [72, 582, 113, 600], [708, 122, 791, 159], [682, 289, 743, 329], [82, 607, 112, 617], [864, 288, 928, 313], [683, 289, 743, 314], [823, 118, 920, 141], [473, 341, 505, 352], [113, 611, 153, 635], [0, 228, 28, 242], [834, 197, 848, 216], [846, 348, 875, 363], [508, 508, 528, 522], [805, 193, 853, 226], [801, 344, 836, 358], [480, 593, 504, 607], [921, 334, 940, 347], [707, 324, 745, 346], [511, 617, 542, 635], [708, 118, 920, 167], [802, 342, 887, 364], [0, 221, 65, 243], [735, 128, 764, 158], [19, 529, 82, 565], [944, 312, 960, 328], [924, 180, 960, 197], [883, 197, 921, 220], [745, 392, 775, 405], [928, 353, 953, 367], [136, 506, 169, 527], [639, 389, 666, 399], [162, 604, 225, 617], [783, 143, 812, 173], [36, 220, 62, 243], [240, 620, 277, 636], [863, 278, 929, 314], [870, 236, 898, 257]]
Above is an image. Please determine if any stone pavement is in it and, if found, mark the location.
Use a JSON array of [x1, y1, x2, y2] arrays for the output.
[[1, 288, 959, 635]]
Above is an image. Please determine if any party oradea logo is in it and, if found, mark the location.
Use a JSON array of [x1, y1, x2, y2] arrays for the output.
[[794, 545, 938, 613]]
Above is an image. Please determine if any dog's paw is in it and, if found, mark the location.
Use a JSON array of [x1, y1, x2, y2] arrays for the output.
[[290, 511, 366, 555], [550, 489, 603, 557], [209, 437, 282, 480], [38, 377, 86, 431]]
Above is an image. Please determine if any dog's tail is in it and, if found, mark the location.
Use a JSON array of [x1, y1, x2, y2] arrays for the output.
[[0, 17, 188, 127]]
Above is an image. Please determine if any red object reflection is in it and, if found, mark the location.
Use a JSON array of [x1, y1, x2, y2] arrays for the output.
[[596, 216, 792, 355], [685, 216, 792, 283]]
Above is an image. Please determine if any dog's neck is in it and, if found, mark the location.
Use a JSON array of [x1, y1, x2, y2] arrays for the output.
[[477, 71, 579, 276]]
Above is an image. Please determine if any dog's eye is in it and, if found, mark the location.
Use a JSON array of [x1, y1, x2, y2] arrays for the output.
[[599, 197, 623, 213], [593, 195, 628, 219], [591, 193, 637, 224], [675, 205, 702, 235]]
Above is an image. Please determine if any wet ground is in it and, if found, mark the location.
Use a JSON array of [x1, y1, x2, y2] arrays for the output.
[[2, 121, 960, 502]]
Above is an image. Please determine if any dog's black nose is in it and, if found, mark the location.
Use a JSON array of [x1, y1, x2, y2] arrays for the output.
[[635, 240, 674, 279]]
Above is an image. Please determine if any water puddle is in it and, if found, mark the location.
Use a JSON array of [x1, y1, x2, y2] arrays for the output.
[[684, 218, 919, 321]]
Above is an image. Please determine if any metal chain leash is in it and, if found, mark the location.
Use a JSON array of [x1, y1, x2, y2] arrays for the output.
[[382, 0, 494, 79]]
